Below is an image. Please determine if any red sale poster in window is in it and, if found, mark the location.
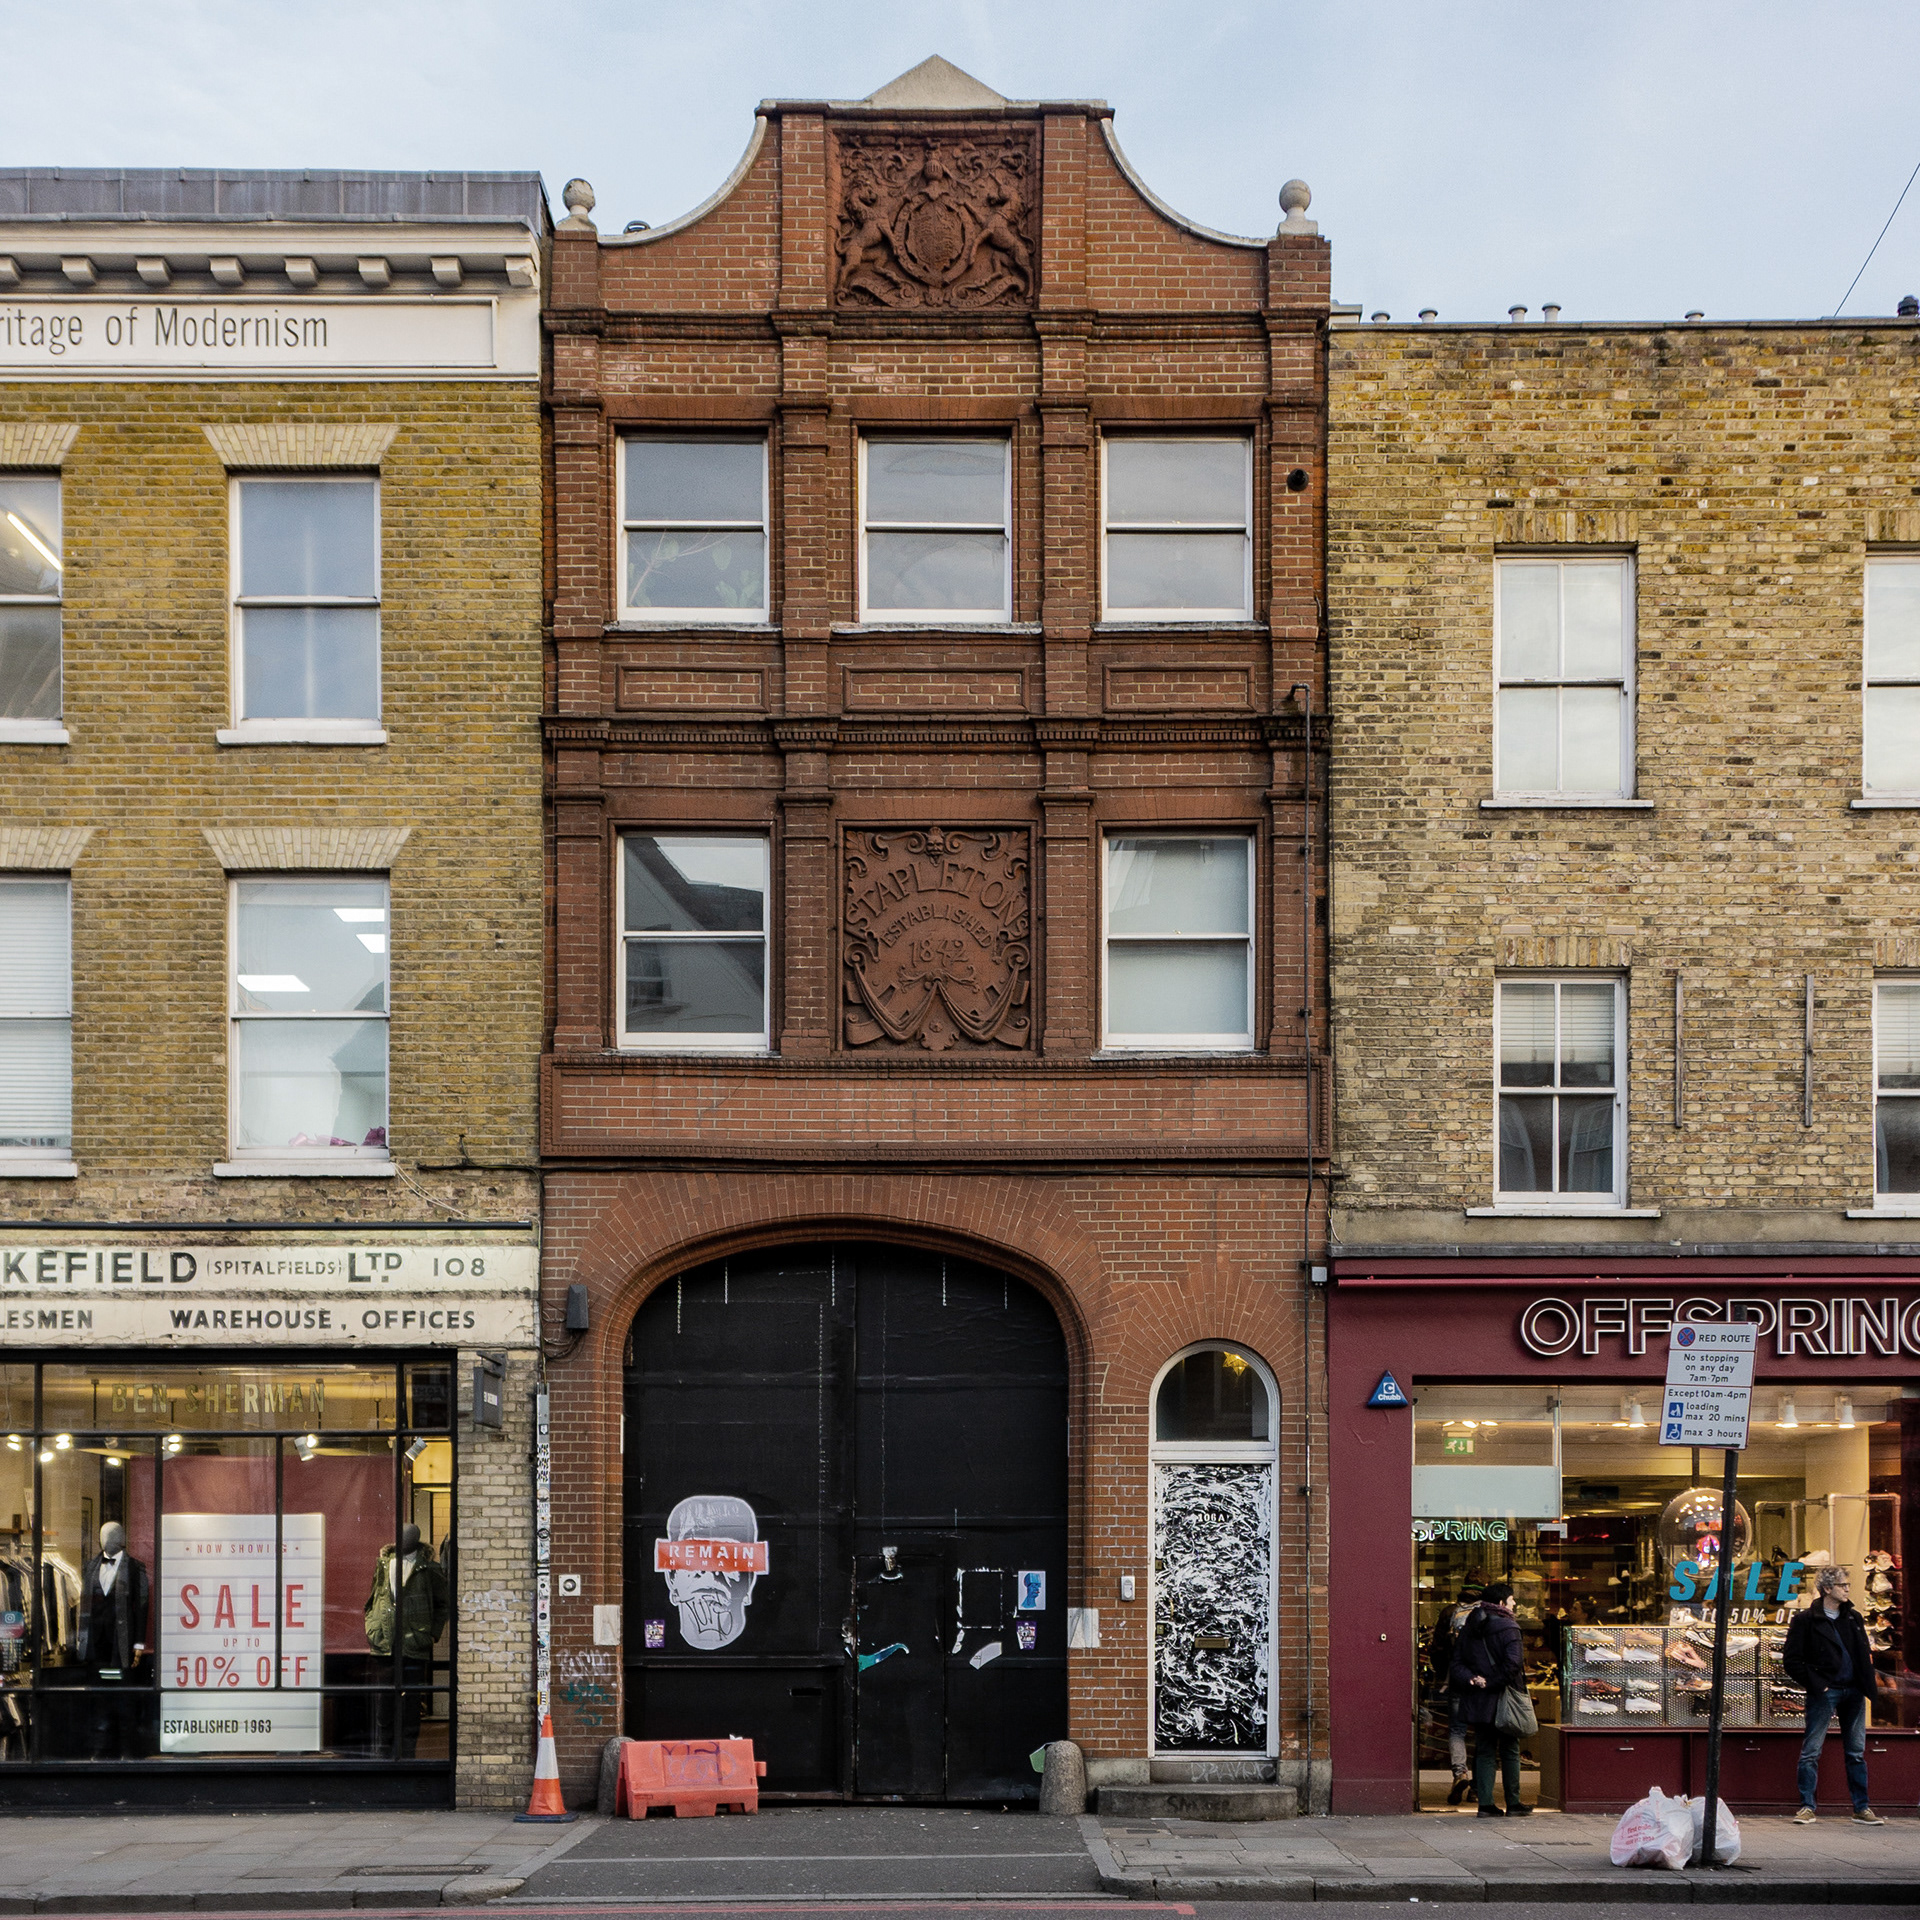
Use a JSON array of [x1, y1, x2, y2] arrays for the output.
[[159, 1513, 324, 1753]]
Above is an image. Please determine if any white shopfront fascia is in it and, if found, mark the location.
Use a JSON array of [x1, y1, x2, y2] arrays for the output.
[[0, 239, 539, 382], [0, 1241, 538, 1348]]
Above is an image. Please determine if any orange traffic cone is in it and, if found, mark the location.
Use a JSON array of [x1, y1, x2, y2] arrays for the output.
[[515, 1712, 578, 1822]]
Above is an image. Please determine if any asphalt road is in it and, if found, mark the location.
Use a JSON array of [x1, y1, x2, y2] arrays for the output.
[[515, 1808, 1104, 1901]]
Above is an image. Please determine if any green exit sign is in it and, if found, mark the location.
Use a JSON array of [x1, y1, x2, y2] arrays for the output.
[[1443, 1433, 1475, 1456]]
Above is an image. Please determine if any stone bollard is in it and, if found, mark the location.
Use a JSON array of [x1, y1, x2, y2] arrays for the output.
[[597, 1734, 633, 1815], [1038, 1738, 1087, 1816]]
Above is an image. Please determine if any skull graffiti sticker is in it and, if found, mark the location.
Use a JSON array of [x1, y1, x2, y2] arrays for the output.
[[654, 1494, 768, 1650]]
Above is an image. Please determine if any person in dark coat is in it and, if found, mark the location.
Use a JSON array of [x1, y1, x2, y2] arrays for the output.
[[1782, 1565, 1885, 1823], [1427, 1582, 1482, 1804], [1449, 1578, 1530, 1816]]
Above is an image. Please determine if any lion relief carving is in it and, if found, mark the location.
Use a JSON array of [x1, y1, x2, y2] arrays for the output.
[[833, 131, 1035, 311]]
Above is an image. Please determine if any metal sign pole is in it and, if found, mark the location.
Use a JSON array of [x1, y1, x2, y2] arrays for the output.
[[1698, 1445, 1739, 1869]]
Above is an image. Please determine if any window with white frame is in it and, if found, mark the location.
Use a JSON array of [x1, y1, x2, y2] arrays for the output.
[[1103, 835, 1254, 1051], [1874, 980, 1920, 1195], [618, 835, 769, 1051], [619, 438, 768, 620], [1102, 436, 1251, 620], [0, 876, 71, 1162], [0, 475, 62, 723], [1494, 557, 1633, 796], [1496, 977, 1624, 1204], [230, 878, 389, 1159], [232, 476, 380, 724], [1863, 558, 1920, 794], [859, 438, 1008, 622]]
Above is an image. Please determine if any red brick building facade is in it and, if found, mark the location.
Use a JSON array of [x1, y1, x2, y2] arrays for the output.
[[539, 58, 1330, 1806]]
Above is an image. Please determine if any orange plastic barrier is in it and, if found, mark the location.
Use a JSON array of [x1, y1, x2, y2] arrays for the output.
[[615, 1737, 766, 1818]]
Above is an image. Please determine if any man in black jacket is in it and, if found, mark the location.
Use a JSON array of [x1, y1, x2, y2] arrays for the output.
[[1782, 1566, 1885, 1823], [1449, 1580, 1531, 1817]]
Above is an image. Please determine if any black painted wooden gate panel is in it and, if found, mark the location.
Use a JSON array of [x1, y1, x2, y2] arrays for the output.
[[623, 1244, 1068, 1801]]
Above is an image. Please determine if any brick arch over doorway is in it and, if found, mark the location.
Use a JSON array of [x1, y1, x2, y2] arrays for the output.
[[539, 1166, 1313, 1800]]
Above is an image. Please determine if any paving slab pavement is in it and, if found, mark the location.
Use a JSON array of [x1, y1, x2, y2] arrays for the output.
[[0, 1803, 1919, 1909], [1091, 1807, 1920, 1901]]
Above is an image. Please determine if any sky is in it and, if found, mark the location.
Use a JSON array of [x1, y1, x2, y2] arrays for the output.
[[9, 0, 1920, 324]]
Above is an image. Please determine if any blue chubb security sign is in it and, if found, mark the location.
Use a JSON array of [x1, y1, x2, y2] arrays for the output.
[[1367, 1371, 1410, 1408]]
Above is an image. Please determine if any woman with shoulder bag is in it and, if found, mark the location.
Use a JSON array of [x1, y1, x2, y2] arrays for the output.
[[1448, 1579, 1532, 1817]]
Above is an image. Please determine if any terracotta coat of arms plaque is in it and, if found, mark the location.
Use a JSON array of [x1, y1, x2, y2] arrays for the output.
[[843, 828, 1032, 1052]]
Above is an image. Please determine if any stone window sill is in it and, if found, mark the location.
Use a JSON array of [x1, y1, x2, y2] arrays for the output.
[[1851, 797, 1920, 810], [216, 723, 388, 747], [605, 620, 776, 635], [832, 622, 1042, 636], [0, 721, 70, 744], [1480, 796, 1654, 811], [1846, 1207, 1920, 1219], [213, 1160, 397, 1179], [0, 1161, 78, 1179], [1465, 1206, 1662, 1219]]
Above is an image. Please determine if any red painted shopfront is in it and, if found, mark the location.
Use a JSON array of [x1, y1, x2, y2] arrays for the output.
[[1327, 1257, 1920, 1815]]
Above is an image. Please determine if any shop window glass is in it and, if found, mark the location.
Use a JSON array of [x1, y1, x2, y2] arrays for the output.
[[0, 1363, 451, 1767], [1155, 1349, 1269, 1443], [1412, 1376, 1917, 1811]]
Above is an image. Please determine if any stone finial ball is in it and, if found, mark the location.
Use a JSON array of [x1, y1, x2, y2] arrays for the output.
[[563, 179, 597, 217], [1279, 179, 1312, 217]]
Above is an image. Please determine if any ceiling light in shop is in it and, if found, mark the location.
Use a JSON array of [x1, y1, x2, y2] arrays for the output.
[[3, 1435, 19, 1451], [53, 1434, 70, 1450], [37, 1449, 52, 1464], [1778, 1398, 1800, 1429], [1626, 1397, 1647, 1429], [104, 1456, 122, 1467], [1838, 1398, 1856, 1429]]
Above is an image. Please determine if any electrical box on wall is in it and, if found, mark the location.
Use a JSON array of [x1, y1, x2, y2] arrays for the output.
[[472, 1354, 505, 1430]]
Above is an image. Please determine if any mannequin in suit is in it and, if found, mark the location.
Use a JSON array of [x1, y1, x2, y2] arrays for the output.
[[76, 1523, 150, 1758]]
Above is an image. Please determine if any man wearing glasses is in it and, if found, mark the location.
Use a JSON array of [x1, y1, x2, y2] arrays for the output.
[[1782, 1566, 1886, 1824]]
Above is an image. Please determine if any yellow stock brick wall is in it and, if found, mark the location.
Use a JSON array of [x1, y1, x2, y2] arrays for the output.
[[0, 379, 543, 1225], [0, 378, 543, 1807], [1328, 320, 1920, 1252]]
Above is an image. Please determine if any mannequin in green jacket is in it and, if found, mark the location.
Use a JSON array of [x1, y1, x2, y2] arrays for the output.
[[364, 1525, 448, 1756]]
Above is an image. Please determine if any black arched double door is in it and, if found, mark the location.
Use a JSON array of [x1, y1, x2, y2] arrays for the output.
[[623, 1243, 1069, 1801]]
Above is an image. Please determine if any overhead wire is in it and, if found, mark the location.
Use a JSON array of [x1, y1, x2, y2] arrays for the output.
[[1833, 155, 1920, 316]]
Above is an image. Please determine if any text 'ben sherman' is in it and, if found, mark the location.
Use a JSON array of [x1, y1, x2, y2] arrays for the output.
[[0, 306, 328, 356]]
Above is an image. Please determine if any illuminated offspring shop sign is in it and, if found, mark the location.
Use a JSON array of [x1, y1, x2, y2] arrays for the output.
[[1518, 1294, 1920, 1360]]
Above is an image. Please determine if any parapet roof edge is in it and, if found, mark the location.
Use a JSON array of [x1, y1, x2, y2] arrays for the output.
[[1097, 121, 1266, 253], [1332, 317, 1920, 333], [758, 97, 1112, 114], [601, 118, 770, 249]]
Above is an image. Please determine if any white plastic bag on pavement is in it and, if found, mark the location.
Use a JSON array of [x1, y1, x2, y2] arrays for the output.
[[1686, 1794, 1742, 1865], [1608, 1786, 1694, 1870]]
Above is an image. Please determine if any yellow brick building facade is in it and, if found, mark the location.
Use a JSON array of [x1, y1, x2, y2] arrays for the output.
[[1320, 316, 1920, 1816], [0, 172, 547, 1808]]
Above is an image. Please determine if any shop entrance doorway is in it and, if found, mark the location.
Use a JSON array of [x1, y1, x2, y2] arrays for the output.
[[622, 1243, 1069, 1801]]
